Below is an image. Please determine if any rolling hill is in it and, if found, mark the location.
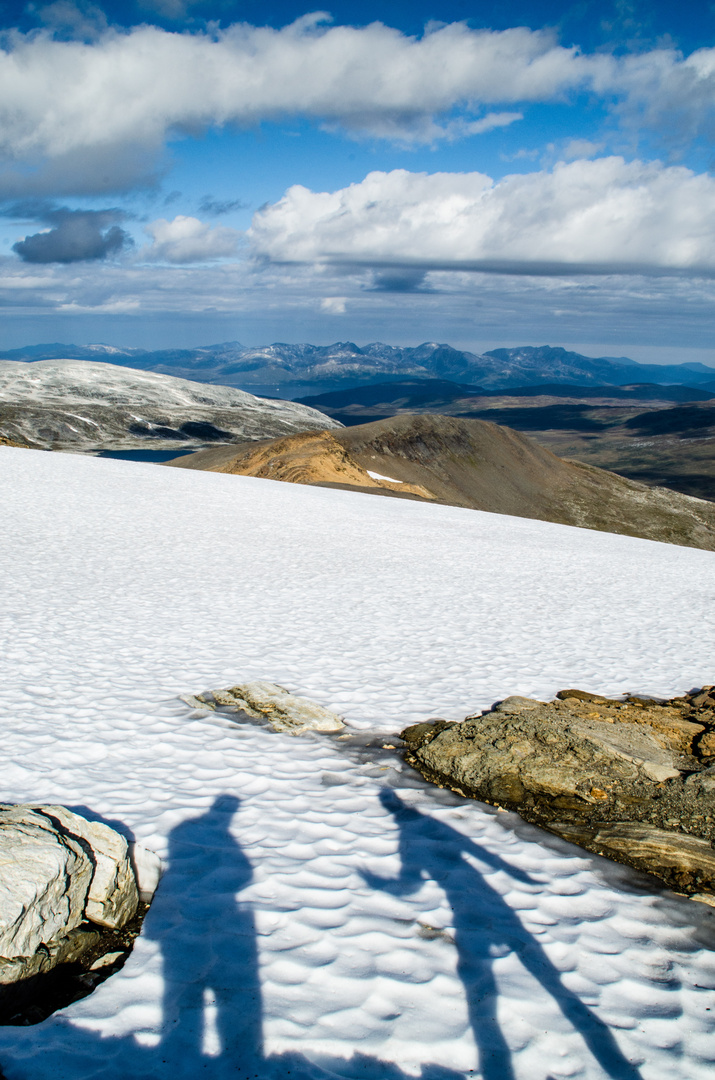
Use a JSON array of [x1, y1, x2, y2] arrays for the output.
[[0, 359, 340, 452]]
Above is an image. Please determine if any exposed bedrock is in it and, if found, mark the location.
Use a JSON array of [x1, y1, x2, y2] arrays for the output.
[[0, 805, 161, 1009], [401, 686, 715, 897]]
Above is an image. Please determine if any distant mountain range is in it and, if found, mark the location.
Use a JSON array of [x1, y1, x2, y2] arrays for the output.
[[1, 341, 714, 398]]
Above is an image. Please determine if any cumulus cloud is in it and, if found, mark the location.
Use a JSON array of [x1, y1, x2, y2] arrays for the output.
[[0, 20, 585, 171], [594, 46, 715, 146], [12, 207, 131, 263], [141, 215, 241, 262], [248, 158, 715, 275], [0, 19, 710, 195]]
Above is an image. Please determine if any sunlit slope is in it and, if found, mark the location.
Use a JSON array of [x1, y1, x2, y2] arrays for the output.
[[166, 413, 715, 550]]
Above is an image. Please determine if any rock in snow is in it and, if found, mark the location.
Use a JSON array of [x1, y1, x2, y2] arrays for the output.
[[38, 805, 139, 929], [188, 681, 345, 734], [0, 807, 94, 961], [402, 686, 715, 895], [0, 804, 157, 990]]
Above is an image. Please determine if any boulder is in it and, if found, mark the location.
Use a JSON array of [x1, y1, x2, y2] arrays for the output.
[[401, 686, 715, 895], [188, 681, 345, 734], [0, 805, 156, 998], [0, 807, 94, 961], [37, 806, 138, 929]]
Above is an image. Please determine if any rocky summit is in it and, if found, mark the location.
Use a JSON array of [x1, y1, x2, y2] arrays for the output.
[[401, 686, 715, 898]]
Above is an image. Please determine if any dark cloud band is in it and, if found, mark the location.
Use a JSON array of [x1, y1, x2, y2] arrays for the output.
[[12, 208, 132, 263]]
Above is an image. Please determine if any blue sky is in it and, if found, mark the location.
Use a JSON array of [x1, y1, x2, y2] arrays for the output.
[[0, 0, 714, 361]]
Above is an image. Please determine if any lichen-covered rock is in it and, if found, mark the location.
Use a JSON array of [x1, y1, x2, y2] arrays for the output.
[[401, 686, 715, 895], [0, 928, 101, 988], [190, 681, 345, 734]]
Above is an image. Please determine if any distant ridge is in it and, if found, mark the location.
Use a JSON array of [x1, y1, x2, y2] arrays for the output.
[[0, 358, 340, 452], [1, 341, 713, 398]]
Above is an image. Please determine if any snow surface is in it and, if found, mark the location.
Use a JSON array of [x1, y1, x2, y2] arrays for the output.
[[1, 446, 715, 1080], [367, 470, 403, 484]]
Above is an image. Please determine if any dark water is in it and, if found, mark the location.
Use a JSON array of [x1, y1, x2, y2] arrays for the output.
[[97, 449, 196, 463]]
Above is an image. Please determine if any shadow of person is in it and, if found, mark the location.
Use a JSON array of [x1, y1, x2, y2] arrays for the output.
[[364, 789, 643, 1080], [144, 794, 262, 1076]]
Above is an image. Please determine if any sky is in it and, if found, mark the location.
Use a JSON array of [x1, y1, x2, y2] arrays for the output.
[[0, 0, 715, 360]]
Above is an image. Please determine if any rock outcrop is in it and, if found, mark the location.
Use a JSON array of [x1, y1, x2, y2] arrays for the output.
[[185, 681, 345, 734], [0, 805, 159, 1006], [401, 686, 715, 896], [168, 429, 434, 499]]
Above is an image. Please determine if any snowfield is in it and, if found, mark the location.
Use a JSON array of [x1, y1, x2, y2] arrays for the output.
[[1, 446, 715, 1080]]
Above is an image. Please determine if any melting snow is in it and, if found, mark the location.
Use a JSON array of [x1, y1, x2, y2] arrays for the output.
[[1, 446, 715, 1079], [367, 470, 403, 483]]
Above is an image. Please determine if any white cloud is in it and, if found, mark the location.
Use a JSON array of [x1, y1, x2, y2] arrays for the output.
[[0, 20, 584, 170], [320, 296, 347, 313], [141, 215, 241, 263], [595, 46, 715, 144], [0, 20, 711, 195], [248, 158, 715, 274]]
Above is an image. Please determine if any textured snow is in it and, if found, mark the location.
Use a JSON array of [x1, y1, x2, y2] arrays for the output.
[[1, 446, 715, 1080]]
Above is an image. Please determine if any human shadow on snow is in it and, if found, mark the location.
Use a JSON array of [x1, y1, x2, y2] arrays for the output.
[[364, 789, 643, 1080], [0, 792, 642, 1080]]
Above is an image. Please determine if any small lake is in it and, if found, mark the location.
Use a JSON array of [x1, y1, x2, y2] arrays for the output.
[[97, 449, 197, 463]]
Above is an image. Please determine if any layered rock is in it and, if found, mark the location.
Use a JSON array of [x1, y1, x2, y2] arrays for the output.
[[401, 686, 715, 896], [0, 805, 159, 1004], [0, 807, 95, 961]]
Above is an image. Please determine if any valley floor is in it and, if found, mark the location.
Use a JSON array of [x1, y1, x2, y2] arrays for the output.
[[1, 448, 715, 1079]]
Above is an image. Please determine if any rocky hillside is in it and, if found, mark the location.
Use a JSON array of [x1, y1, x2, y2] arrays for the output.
[[298, 379, 715, 502], [0, 359, 339, 452], [165, 413, 715, 550]]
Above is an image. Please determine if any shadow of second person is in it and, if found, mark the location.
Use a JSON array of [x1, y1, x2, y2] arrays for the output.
[[145, 794, 262, 1075], [364, 789, 643, 1080]]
